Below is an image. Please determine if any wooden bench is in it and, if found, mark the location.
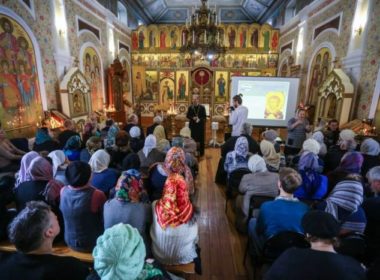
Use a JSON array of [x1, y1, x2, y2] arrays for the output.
[[164, 262, 195, 275], [0, 241, 195, 274], [0, 241, 93, 263]]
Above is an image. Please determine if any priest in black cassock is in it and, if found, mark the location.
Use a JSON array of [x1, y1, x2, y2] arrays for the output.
[[186, 94, 207, 156]]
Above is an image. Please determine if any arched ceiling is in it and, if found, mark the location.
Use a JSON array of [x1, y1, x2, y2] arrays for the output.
[[127, 0, 285, 24]]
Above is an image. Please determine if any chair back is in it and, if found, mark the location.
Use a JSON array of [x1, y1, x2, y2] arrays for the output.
[[227, 168, 251, 197], [248, 195, 274, 218], [336, 232, 366, 261], [263, 231, 309, 261]]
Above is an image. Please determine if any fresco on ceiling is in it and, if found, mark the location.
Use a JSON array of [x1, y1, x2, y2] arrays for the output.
[[220, 8, 252, 23], [0, 15, 43, 132]]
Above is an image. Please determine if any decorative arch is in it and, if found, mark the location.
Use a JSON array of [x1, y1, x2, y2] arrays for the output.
[[278, 49, 292, 77], [79, 42, 105, 111], [0, 6, 47, 132], [305, 42, 336, 104]]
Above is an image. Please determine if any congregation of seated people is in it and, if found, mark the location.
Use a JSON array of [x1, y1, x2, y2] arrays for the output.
[[2, 113, 380, 279], [0, 114, 201, 280], [214, 119, 380, 279]]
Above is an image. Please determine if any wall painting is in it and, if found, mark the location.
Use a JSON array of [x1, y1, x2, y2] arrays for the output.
[[176, 70, 188, 102], [215, 71, 228, 103]]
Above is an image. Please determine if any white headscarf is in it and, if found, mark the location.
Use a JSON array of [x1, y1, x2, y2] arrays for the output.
[[360, 138, 380, 156], [248, 154, 267, 173], [302, 139, 321, 155], [129, 126, 141, 138], [48, 150, 67, 176], [89, 149, 111, 173], [143, 135, 157, 157]]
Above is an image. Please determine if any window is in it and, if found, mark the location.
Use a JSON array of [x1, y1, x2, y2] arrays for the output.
[[117, 1, 128, 26]]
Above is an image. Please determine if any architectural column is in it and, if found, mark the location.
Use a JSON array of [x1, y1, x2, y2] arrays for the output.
[[341, 0, 371, 84], [51, 0, 72, 79]]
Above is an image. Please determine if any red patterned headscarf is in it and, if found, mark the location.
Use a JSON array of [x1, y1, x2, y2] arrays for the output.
[[163, 147, 194, 194], [155, 174, 194, 229]]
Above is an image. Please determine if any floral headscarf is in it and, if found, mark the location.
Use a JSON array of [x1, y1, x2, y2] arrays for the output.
[[115, 169, 146, 203], [16, 151, 39, 187], [163, 147, 194, 193], [155, 174, 194, 228], [337, 151, 364, 174], [105, 124, 120, 148]]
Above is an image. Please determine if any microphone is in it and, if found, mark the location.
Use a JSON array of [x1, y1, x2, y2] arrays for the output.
[[229, 106, 235, 112]]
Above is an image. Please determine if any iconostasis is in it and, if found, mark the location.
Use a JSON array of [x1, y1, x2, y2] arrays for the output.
[[131, 23, 279, 117]]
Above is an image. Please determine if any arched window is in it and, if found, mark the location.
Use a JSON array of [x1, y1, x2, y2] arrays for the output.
[[117, 1, 128, 26]]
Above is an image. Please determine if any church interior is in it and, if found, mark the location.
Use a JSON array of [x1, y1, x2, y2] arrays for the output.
[[0, 0, 380, 279]]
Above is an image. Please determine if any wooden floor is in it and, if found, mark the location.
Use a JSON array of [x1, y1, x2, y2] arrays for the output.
[[187, 148, 251, 280]]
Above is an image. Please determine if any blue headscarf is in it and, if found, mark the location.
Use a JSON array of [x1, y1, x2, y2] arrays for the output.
[[35, 128, 52, 145], [105, 125, 120, 148], [298, 151, 322, 196], [64, 135, 82, 161]]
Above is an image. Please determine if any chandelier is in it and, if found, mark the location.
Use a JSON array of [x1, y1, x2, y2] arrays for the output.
[[180, 0, 226, 60]]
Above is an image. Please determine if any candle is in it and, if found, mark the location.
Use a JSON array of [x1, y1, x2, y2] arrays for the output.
[[192, 30, 195, 43], [204, 31, 207, 42], [208, 14, 210, 24]]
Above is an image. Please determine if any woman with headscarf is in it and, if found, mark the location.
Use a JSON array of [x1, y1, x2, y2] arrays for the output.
[[262, 129, 280, 153], [327, 151, 364, 194], [33, 127, 59, 153], [91, 224, 169, 280], [80, 136, 102, 163], [224, 136, 250, 176], [324, 129, 357, 173], [137, 135, 165, 170], [290, 138, 324, 172], [48, 150, 69, 186], [172, 136, 198, 178], [15, 156, 64, 210], [180, 126, 197, 156], [63, 135, 82, 161], [129, 126, 144, 153], [260, 139, 281, 172], [316, 174, 367, 234], [312, 131, 327, 157], [294, 151, 328, 200], [153, 125, 171, 153], [148, 147, 194, 201], [150, 173, 199, 267], [360, 138, 380, 178], [89, 149, 119, 195], [104, 124, 119, 149], [104, 169, 151, 251], [235, 154, 279, 232], [15, 151, 39, 187]]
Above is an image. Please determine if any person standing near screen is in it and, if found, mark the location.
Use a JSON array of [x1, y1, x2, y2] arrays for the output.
[[285, 108, 311, 155], [230, 94, 249, 137], [187, 94, 206, 156]]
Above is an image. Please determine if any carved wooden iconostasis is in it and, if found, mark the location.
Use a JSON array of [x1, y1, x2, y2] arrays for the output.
[[59, 67, 91, 122], [131, 23, 279, 118], [315, 69, 354, 126]]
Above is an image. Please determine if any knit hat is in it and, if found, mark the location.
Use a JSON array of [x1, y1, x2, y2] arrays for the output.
[[180, 127, 191, 138], [339, 129, 356, 141], [248, 154, 267, 173], [302, 210, 340, 239], [302, 139, 320, 155], [92, 223, 146, 280], [129, 126, 141, 138], [65, 161, 91, 187], [263, 129, 278, 142]]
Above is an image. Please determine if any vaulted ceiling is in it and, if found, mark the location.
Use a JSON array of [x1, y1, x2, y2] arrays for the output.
[[127, 0, 285, 25]]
